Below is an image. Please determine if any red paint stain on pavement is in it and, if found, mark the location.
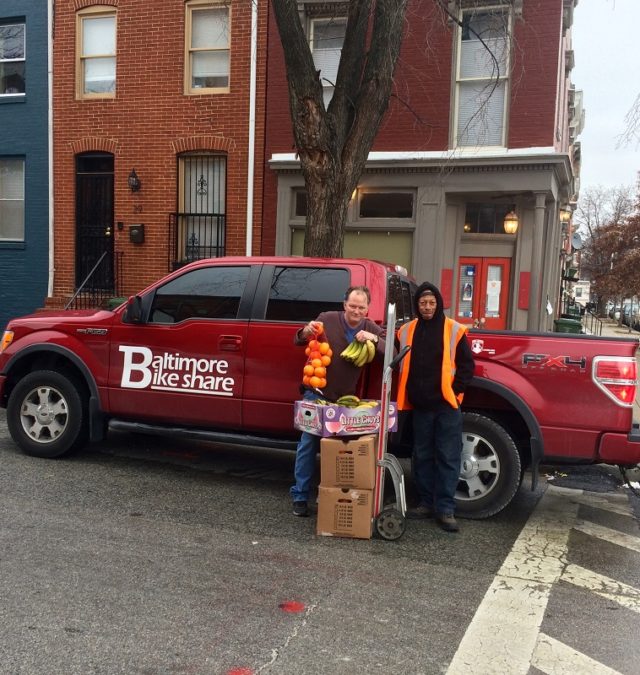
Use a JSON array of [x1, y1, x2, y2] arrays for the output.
[[227, 669, 254, 675], [278, 601, 306, 613]]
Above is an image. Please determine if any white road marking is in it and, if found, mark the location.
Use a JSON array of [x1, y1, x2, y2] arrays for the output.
[[561, 563, 640, 614], [446, 488, 579, 673], [549, 486, 632, 517], [446, 484, 640, 674], [532, 632, 623, 675], [574, 519, 640, 553]]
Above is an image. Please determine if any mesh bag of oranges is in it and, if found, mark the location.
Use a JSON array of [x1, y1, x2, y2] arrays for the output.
[[302, 323, 332, 391]]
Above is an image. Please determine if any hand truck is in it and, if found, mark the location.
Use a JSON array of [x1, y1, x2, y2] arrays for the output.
[[372, 302, 411, 541]]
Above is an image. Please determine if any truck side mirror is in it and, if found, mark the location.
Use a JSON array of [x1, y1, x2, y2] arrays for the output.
[[123, 295, 144, 324]]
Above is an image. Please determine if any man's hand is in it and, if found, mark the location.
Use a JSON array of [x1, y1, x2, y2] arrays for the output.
[[355, 330, 379, 343], [302, 320, 324, 338]]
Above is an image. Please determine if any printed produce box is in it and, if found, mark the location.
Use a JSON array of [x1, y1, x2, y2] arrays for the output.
[[316, 486, 374, 539], [293, 398, 397, 438]]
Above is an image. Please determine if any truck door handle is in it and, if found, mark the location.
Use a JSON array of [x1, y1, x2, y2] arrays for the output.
[[219, 335, 242, 351]]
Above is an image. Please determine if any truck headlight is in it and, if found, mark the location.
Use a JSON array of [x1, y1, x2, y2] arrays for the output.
[[0, 331, 14, 354]]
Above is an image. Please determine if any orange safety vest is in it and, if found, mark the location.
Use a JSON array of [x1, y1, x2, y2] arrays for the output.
[[396, 317, 469, 410]]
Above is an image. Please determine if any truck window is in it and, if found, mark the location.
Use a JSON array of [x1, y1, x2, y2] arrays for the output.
[[387, 274, 415, 325], [149, 266, 250, 323], [264, 266, 349, 322]]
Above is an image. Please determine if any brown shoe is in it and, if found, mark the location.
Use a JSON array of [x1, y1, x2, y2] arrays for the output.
[[406, 505, 435, 520], [436, 513, 459, 532]]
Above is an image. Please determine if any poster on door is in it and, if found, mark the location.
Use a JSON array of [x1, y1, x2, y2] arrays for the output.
[[486, 280, 501, 313]]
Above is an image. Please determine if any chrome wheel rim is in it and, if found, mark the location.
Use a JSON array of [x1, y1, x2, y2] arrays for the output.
[[456, 431, 501, 502], [20, 386, 69, 444]]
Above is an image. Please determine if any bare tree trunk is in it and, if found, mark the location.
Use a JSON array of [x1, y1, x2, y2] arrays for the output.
[[272, 0, 409, 257]]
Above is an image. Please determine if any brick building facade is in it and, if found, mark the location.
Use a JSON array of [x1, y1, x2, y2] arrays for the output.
[[264, 0, 583, 331], [50, 0, 267, 307]]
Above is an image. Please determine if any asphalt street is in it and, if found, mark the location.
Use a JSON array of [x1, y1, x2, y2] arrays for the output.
[[0, 408, 638, 675]]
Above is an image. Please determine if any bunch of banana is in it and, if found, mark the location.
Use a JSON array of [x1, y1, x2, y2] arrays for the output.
[[340, 339, 376, 367], [335, 395, 361, 408]]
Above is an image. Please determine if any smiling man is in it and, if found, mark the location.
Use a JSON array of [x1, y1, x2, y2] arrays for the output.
[[289, 286, 386, 517], [396, 282, 475, 532]]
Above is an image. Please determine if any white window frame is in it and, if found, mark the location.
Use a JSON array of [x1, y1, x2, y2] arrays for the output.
[[0, 22, 26, 96], [76, 6, 117, 100], [453, 5, 510, 148], [185, 0, 231, 95], [0, 157, 25, 242], [310, 16, 346, 107]]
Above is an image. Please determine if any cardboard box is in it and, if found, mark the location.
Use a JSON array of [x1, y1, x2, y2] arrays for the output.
[[316, 486, 373, 539], [293, 400, 397, 437], [320, 435, 376, 489]]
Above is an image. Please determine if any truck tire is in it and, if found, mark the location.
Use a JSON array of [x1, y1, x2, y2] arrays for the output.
[[456, 412, 522, 519], [7, 370, 88, 458]]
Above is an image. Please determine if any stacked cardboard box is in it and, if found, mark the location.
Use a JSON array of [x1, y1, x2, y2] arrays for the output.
[[316, 435, 377, 539]]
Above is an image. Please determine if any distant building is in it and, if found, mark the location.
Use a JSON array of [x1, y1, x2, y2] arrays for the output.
[[0, 1, 50, 329], [263, 0, 583, 331]]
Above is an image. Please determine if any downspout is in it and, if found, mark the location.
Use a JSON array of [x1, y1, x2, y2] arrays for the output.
[[47, 0, 54, 297], [245, 0, 258, 255]]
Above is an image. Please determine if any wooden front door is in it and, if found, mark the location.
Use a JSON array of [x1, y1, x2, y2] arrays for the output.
[[456, 257, 511, 330]]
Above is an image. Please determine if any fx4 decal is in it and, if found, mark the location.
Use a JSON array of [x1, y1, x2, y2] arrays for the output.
[[522, 353, 587, 371]]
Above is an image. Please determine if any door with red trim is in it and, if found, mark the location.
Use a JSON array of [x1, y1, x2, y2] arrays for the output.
[[456, 257, 511, 330]]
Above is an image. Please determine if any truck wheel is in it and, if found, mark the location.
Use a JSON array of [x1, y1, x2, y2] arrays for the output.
[[7, 370, 87, 458], [456, 413, 522, 520]]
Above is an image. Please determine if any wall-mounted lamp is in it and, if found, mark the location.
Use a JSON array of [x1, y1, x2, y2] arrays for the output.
[[128, 168, 141, 192], [503, 207, 518, 234]]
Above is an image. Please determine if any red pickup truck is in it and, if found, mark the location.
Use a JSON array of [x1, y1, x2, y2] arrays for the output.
[[1, 256, 639, 519]]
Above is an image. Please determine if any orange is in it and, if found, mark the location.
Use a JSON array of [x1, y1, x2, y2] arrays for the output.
[[303, 364, 314, 377], [318, 378, 327, 389], [318, 343, 330, 355], [320, 355, 331, 367], [309, 350, 321, 360], [326, 348, 333, 357], [314, 366, 326, 378], [311, 358, 323, 369], [308, 339, 319, 351], [305, 346, 311, 356], [302, 375, 311, 386], [309, 376, 322, 389]]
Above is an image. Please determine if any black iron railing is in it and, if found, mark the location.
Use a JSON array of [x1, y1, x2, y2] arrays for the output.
[[169, 212, 226, 271], [65, 251, 123, 310], [582, 310, 603, 336]]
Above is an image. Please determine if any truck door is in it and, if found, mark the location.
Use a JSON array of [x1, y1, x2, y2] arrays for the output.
[[242, 264, 356, 434], [108, 264, 258, 428], [456, 257, 511, 330]]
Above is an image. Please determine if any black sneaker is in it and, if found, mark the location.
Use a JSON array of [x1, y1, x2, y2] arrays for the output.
[[406, 505, 435, 520], [436, 513, 459, 532], [292, 501, 309, 517]]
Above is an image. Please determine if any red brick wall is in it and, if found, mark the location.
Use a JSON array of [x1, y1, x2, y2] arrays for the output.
[[509, 0, 563, 148], [52, 0, 267, 303], [262, 0, 566, 252]]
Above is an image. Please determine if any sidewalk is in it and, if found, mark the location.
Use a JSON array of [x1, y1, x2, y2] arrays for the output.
[[596, 317, 640, 342]]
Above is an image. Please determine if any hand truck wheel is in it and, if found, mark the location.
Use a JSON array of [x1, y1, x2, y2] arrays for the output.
[[374, 506, 406, 541]]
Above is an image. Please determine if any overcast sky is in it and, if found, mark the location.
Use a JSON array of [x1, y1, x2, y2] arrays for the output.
[[571, 0, 639, 193]]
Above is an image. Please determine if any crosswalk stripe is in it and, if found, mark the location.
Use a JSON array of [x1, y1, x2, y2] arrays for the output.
[[548, 486, 632, 517], [446, 489, 579, 673], [532, 632, 623, 675], [574, 519, 640, 553], [561, 563, 640, 614]]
